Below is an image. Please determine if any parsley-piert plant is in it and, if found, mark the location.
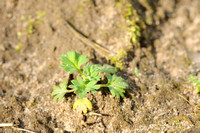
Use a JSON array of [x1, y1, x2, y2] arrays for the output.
[[52, 51, 128, 113]]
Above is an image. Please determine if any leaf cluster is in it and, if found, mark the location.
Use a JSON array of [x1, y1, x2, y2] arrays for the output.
[[52, 51, 128, 113]]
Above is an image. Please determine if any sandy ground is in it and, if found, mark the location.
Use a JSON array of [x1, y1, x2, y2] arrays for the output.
[[0, 0, 200, 132]]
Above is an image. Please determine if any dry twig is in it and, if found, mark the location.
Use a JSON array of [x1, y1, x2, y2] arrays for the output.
[[0, 123, 36, 133], [64, 20, 111, 60]]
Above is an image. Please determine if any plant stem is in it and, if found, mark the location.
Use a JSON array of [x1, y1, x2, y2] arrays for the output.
[[67, 89, 76, 93], [99, 84, 109, 87], [77, 69, 86, 79]]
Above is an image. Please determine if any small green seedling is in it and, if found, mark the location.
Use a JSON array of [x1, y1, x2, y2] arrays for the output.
[[52, 51, 128, 113], [21, 11, 46, 34], [189, 76, 200, 93], [134, 67, 139, 77], [16, 11, 46, 52]]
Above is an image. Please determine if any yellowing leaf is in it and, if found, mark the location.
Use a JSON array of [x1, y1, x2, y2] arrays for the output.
[[73, 98, 92, 114]]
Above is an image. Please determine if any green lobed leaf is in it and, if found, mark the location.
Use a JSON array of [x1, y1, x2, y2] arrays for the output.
[[71, 80, 80, 87], [86, 81, 100, 93], [83, 63, 101, 81], [51, 80, 68, 101], [69, 77, 100, 99], [78, 54, 88, 67], [77, 76, 84, 86], [60, 51, 89, 73], [107, 74, 128, 98], [86, 80, 97, 88], [98, 64, 117, 74]]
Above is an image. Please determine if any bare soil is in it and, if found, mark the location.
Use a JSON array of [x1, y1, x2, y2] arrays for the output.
[[0, 0, 200, 132]]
